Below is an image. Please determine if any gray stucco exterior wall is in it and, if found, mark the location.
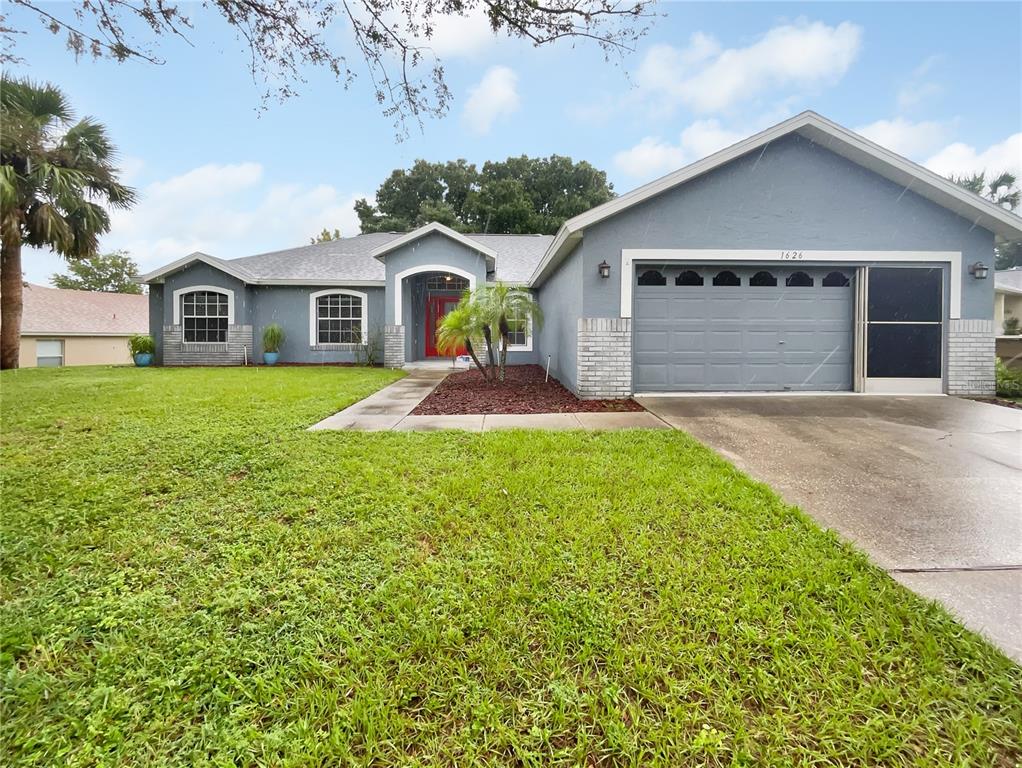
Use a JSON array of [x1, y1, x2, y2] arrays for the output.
[[160, 262, 252, 326], [573, 133, 995, 322], [250, 285, 386, 363], [148, 285, 164, 365], [535, 244, 583, 391]]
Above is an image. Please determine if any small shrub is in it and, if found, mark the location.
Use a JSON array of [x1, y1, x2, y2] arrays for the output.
[[128, 334, 155, 356], [262, 324, 285, 353], [995, 357, 1022, 397], [1002, 315, 1020, 335]]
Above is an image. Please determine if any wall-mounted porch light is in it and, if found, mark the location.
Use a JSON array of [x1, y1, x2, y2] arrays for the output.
[[598, 260, 611, 279], [968, 262, 990, 279]]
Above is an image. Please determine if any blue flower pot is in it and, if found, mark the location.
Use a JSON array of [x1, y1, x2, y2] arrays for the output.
[[133, 353, 153, 367], [263, 352, 279, 366]]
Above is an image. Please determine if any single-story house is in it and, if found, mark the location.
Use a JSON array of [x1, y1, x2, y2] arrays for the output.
[[18, 283, 148, 367], [995, 268, 1022, 366], [139, 111, 1022, 397]]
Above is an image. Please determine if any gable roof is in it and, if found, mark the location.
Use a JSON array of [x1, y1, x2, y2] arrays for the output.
[[369, 222, 499, 270], [137, 251, 257, 284], [21, 284, 148, 336], [996, 268, 1022, 295], [138, 231, 552, 286], [531, 110, 1022, 284]]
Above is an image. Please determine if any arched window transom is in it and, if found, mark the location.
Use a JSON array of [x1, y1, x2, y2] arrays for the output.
[[749, 270, 777, 287], [785, 271, 814, 287], [712, 270, 741, 287], [675, 270, 704, 286], [638, 269, 667, 286], [822, 271, 850, 287]]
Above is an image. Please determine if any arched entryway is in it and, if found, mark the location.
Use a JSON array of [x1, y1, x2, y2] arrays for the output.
[[392, 265, 476, 361]]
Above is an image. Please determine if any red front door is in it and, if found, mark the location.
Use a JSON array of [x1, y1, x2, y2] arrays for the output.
[[426, 295, 465, 357]]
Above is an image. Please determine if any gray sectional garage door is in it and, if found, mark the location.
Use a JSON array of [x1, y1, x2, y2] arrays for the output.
[[633, 266, 854, 392]]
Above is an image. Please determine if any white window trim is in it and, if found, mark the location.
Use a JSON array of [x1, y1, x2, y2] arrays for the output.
[[309, 288, 368, 347], [392, 265, 476, 326], [172, 285, 235, 325], [506, 313, 533, 352], [620, 249, 963, 319]]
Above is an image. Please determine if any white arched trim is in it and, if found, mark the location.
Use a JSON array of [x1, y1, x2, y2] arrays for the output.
[[172, 285, 235, 325], [309, 288, 369, 346], [392, 264, 476, 326]]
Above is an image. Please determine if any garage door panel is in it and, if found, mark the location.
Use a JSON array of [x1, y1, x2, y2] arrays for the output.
[[633, 265, 853, 392]]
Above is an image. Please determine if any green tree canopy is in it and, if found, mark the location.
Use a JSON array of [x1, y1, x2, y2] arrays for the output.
[[309, 228, 343, 244], [355, 156, 615, 235], [1, 76, 135, 368], [52, 250, 141, 293], [948, 170, 1021, 270]]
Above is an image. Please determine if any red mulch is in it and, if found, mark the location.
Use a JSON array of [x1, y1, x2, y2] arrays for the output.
[[411, 364, 645, 415]]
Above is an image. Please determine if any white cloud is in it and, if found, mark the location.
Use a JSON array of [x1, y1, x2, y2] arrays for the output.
[[855, 118, 949, 158], [614, 119, 746, 179], [99, 162, 364, 272], [419, 8, 497, 57], [924, 133, 1022, 178], [462, 65, 520, 135], [897, 55, 943, 111], [635, 19, 862, 114]]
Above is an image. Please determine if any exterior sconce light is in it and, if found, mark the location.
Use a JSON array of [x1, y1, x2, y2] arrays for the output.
[[598, 260, 611, 279], [968, 262, 989, 279]]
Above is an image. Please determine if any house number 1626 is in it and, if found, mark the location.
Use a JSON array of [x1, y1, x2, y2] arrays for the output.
[[780, 250, 804, 260]]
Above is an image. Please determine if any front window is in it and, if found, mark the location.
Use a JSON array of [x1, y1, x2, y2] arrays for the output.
[[36, 339, 64, 367], [317, 293, 363, 344], [507, 309, 529, 347], [183, 291, 229, 342]]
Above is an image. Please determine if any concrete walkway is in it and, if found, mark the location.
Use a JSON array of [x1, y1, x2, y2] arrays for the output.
[[308, 369, 669, 432]]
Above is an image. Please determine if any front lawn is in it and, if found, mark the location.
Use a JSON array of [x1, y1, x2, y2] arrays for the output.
[[2, 367, 1019, 766]]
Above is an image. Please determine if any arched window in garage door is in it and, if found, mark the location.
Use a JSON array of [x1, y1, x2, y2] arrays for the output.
[[785, 271, 814, 287], [675, 270, 704, 286], [712, 270, 740, 286], [823, 271, 851, 287], [637, 269, 667, 286], [749, 270, 777, 286]]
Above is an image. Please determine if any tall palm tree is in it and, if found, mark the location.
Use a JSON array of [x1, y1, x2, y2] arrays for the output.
[[0, 77, 135, 369], [477, 283, 543, 382], [436, 301, 487, 378]]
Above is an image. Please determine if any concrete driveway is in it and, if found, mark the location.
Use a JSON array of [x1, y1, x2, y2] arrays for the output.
[[640, 395, 1022, 663]]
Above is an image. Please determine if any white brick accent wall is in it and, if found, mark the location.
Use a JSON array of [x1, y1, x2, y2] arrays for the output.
[[384, 324, 405, 368], [577, 317, 632, 399], [947, 318, 995, 395]]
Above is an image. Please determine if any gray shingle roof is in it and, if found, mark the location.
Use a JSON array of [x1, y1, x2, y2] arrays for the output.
[[226, 231, 552, 284]]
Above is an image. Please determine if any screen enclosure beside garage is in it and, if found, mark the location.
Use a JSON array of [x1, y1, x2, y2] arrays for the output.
[[627, 252, 953, 395]]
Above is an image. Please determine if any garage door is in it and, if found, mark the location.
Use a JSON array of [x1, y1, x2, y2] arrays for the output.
[[633, 266, 854, 392]]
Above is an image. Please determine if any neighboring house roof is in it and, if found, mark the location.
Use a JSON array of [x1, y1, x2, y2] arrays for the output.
[[530, 110, 1022, 284], [21, 284, 148, 336], [140, 231, 553, 286], [996, 268, 1022, 295]]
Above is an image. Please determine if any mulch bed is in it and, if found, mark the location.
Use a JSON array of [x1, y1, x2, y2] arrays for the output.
[[968, 396, 1022, 410], [411, 364, 645, 415]]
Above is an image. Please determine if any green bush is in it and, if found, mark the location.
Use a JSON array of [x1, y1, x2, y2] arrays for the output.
[[995, 357, 1022, 397], [127, 334, 155, 356], [262, 323, 285, 353]]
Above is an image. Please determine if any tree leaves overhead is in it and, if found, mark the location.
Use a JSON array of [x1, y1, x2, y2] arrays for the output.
[[948, 170, 1021, 269], [52, 250, 142, 293], [356, 155, 615, 234], [5, 0, 654, 135]]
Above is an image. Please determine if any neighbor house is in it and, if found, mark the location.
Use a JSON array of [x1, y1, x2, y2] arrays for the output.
[[17, 284, 148, 368], [139, 111, 1022, 397], [995, 268, 1022, 366]]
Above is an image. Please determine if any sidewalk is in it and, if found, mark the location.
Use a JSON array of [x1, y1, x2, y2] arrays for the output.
[[308, 370, 669, 432]]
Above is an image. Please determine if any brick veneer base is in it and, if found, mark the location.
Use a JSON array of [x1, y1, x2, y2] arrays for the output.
[[384, 324, 405, 368], [947, 318, 995, 395], [577, 317, 632, 399]]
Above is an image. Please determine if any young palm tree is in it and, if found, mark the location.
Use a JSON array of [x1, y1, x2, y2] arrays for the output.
[[0, 77, 135, 369], [436, 301, 487, 378], [477, 283, 544, 382]]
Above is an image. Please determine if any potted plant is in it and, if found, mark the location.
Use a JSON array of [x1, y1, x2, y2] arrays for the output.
[[128, 334, 155, 367], [262, 323, 284, 365]]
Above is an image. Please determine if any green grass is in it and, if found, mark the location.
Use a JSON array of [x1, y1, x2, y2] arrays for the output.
[[2, 366, 1019, 767]]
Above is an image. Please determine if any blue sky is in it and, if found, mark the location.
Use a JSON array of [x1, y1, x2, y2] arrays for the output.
[[9, 1, 1021, 284]]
